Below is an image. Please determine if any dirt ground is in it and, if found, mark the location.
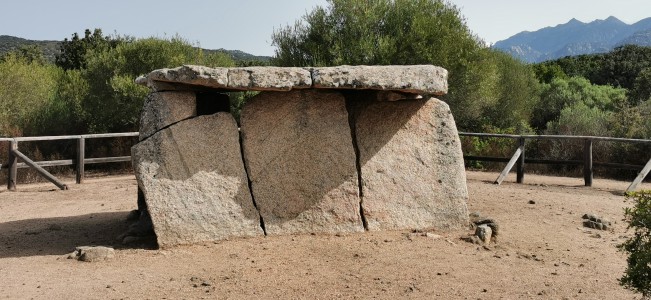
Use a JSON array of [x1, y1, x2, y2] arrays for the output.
[[1, 171, 650, 300]]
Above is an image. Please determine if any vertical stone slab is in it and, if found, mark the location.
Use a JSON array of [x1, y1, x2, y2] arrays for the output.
[[355, 98, 469, 231], [139, 91, 196, 141], [132, 113, 262, 248], [240, 90, 364, 235]]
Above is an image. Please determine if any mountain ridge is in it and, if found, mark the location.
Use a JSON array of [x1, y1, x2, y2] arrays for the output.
[[494, 16, 651, 63], [0, 35, 271, 63]]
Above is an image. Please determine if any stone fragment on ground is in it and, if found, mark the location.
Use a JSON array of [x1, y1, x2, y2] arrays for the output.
[[119, 208, 156, 246], [68, 246, 115, 262], [473, 218, 499, 239], [462, 215, 499, 245], [476, 225, 493, 244], [581, 213, 611, 230]]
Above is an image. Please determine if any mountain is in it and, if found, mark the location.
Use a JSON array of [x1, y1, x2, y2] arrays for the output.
[[0, 35, 271, 63], [493, 16, 651, 63], [0, 35, 60, 62]]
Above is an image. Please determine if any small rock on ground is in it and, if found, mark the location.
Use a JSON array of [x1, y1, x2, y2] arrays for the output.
[[68, 246, 115, 262]]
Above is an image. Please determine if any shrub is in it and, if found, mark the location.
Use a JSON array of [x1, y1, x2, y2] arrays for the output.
[[0, 53, 60, 136], [620, 190, 651, 297]]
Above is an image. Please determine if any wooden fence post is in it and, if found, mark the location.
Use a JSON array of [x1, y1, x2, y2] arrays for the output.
[[7, 140, 17, 191], [627, 157, 651, 193], [76, 137, 85, 184], [11, 149, 68, 190], [584, 139, 593, 186], [495, 145, 523, 185], [516, 137, 525, 184]]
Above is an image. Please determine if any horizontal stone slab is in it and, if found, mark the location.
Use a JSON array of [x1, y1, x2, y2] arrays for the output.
[[312, 65, 448, 96], [227, 67, 312, 91], [136, 65, 448, 96], [145, 65, 229, 88]]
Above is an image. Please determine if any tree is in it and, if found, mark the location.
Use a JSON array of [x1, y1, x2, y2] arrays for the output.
[[597, 45, 651, 91], [483, 51, 540, 132], [610, 99, 651, 139], [0, 53, 60, 136], [80, 36, 235, 133], [1, 44, 47, 65], [631, 68, 651, 104], [270, 0, 526, 131], [539, 45, 651, 106], [532, 77, 625, 131], [545, 102, 610, 137], [55, 28, 120, 70], [532, 63, 568, 84]]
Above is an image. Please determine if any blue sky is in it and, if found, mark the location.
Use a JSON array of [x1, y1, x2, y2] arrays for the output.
[[2, 0, 650, 55]]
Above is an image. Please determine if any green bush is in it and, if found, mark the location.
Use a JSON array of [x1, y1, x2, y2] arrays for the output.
[[532, 76, 625, 132], [620, 191, 651, 297], [0, 53, 60, 136]]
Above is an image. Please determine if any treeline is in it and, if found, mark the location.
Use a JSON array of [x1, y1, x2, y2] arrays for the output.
[[0, 0, 650, 180], [0, 29, 235, 137]]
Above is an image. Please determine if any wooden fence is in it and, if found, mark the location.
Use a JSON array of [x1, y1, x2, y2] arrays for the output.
[[1, 132, 138, 190], [1, 132, 650, 192], [459, 133, 651, 192]]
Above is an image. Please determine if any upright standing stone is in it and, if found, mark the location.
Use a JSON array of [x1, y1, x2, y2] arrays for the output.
[[354, 98, 469, 231], [132, 113, 263, 248], [240, 90, 364, 235], [138, 91, 196, 141]]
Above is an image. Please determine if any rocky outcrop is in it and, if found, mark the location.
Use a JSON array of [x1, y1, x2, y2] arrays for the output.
[[132, 113, 263, 247], [353, 98, 469, 231], [240, 90, 364, 235]]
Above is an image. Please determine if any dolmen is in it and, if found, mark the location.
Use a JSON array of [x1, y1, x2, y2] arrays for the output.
[[133, 65, 469, 248]]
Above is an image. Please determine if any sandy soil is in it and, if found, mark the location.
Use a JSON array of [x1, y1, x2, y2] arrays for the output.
[[1, 171, 650, 299]]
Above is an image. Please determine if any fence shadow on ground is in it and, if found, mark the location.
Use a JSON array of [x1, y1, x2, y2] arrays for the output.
[[0, 211, 154, 258]]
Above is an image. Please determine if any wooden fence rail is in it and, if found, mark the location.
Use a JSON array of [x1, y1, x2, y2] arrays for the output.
[[1, 132, 650, 192], [459, 133, 651, 192], [1, 132, 138, 190]]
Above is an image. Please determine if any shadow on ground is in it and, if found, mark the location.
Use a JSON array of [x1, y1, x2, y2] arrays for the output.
[[0, 212, 154, 258]]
